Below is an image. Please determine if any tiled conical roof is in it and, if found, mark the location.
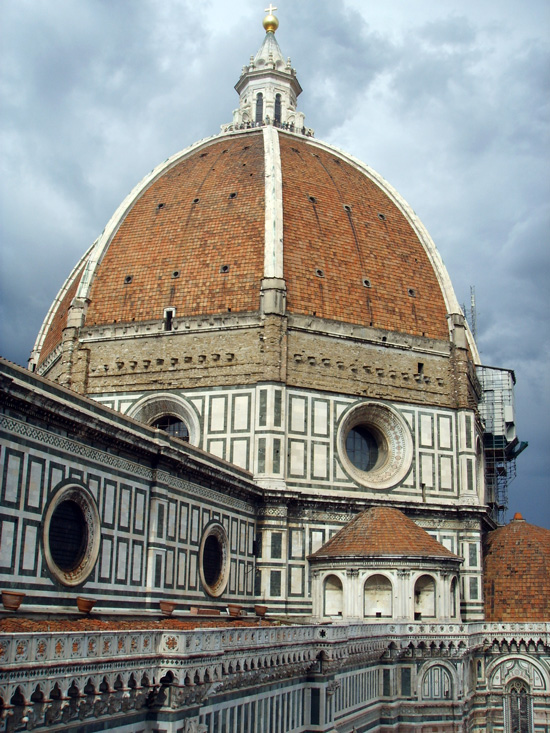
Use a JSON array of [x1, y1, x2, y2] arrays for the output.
[[309, 506, 458, 560], [484, 512, 550, 622]]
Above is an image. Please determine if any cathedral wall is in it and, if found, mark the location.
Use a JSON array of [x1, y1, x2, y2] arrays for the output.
[[97, 382, 482, 508], [0, 363, 259, 614], [91, 380, 485, 618]]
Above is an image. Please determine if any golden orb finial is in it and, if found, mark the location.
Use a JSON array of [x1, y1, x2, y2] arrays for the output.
[[263, 4, 279, 33]]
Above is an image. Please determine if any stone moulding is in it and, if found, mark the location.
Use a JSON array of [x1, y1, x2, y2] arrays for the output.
[[1, 622, 548, 729]]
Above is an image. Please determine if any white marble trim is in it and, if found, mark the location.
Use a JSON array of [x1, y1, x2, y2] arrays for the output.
[[263, 126, 284, 279]]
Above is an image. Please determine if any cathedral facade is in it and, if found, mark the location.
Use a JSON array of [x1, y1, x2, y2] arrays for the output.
[[1, 10, 548, 732]]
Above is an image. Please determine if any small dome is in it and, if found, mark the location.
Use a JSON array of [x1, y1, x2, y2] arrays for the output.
[[309, 507, 459, 560], [484, 514, 550, 622]]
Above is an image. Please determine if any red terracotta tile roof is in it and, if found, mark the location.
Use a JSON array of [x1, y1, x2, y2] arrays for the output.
[[309, 506, 458, 560], [85, 133, 266, 326], [0, 617, 273, 634], [37, 129, 452, 364], [280, 134, 449, 339], [484, 513, 550, 622]]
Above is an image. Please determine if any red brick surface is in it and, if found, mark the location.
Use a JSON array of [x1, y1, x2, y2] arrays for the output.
[[279, 134, 449, 339], [309, 506, 458, 560], [39, 130, 453, 364], [484, 514, 550, 622], [85, 133, 266, 326]]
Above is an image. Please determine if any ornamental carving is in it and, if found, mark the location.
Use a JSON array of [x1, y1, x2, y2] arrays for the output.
[[336, 402, 413, 490]]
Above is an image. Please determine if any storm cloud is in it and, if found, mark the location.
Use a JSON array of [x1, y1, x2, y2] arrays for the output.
[[1, 0, 548, 526]]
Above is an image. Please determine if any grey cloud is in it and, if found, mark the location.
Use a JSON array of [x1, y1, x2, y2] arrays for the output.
[[0, 0, 548, 525]]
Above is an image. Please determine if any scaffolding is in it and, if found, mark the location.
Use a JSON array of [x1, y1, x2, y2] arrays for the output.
[[476, 365, 527, 524]]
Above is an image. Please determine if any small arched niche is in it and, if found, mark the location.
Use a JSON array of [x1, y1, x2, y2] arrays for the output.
[[323, 574, 343, 617], [414, 574, 436, 619], [364, 574, 393, 619]]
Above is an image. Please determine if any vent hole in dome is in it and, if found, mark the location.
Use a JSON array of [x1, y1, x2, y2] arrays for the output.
[[343, 204, 352, 213], [222, 149, 228, 154], [193, 198, 200, 204], [172, 271, 180, 279], [308, 195, 317, 204], [363, 278, 371, 288], [291, 147, 299, 153], [200, 152, 208, 158], [229, 192, 237, 199], [220, 265, 230, 274], [157, 203, 165, 210], [124, 275, 133, 285], [315, 269, 325, 278], [243, 146, 250, 150], [378, 213, 386, 221], [408, 288, 417, 298]]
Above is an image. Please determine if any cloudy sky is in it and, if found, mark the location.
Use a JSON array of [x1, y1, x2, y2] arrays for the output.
[[1, 0, 548, 527]]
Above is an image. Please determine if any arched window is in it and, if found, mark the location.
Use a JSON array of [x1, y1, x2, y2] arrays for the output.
[[421, 665, 452, 699], [507, 679, 531, 733], [364, 574, 393, 618], [274, 93, 282, 123], [152, 415, 189, 441], [255, 93, 264, 124], [323, 574, 343, 617], [414, 575, 436, 619]]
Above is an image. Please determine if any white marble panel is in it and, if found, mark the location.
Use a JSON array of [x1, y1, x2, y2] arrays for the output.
[[0, 520, 15, 568], [208, 440, 225, 459], [117, 542, 128, 581], [439, 416, 452, 449], [312, 443, 328, 479], [313, 401, 328, 435], [232, 439, 248, 469], [132, 543, 142, 583], [135, 492, 145, 532], [233, 395, 249, 431], [290, 397, 306, 433], [291, 530, 303, 559], [210, 397, 226, 432], [421, 454, 434, 488], [4, 452, 21, 503], [440, 456, 453, 490], [101, 538, 112, 579], [289, 441, 305, 476], [290, 566, 303, 595], [420, 414, 433, 447], [27, 461, 43, 507], [22, 525, 37, 571]]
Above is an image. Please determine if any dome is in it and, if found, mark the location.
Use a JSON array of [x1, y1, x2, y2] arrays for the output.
[[483, 512, 550, 622], [31, 15, 475, 377], [32, 129, 464, 369], [309, 507, 459, 561]]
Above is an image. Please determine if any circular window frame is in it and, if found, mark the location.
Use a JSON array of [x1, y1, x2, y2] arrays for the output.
[[337, 402, 413, 490], [199, 523, 230, 598], [42, 483, 101, 587]]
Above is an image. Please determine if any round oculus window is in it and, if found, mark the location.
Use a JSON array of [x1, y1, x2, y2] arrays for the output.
[[43, 484, 101, 586], [337, 402, 413, 490], [199, 523, 229, 597]]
